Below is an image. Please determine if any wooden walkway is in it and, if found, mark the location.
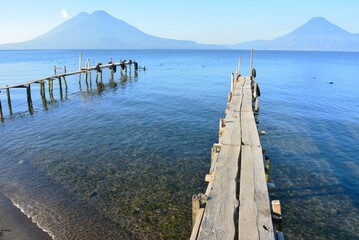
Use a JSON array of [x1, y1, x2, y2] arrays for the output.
[[0, 54, 143, 121], [191, 53, 282, 240]]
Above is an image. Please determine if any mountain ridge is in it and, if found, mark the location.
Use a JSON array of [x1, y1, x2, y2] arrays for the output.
[[232, 17, 359, 51], [1, 12, 358, 51], [0, 10, 220, 49]]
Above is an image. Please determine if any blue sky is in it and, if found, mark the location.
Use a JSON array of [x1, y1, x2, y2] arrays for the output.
[[0, 0, 358, 45]]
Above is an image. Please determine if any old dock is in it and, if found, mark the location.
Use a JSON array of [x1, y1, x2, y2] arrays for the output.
[[191, 51, 283, 240], [0, 53, 144, 121]]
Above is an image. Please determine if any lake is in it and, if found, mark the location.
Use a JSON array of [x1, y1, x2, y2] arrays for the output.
[[0, 50, 358, 239]]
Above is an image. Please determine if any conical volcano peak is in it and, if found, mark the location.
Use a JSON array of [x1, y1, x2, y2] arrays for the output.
[[91, 10, 113, 17]]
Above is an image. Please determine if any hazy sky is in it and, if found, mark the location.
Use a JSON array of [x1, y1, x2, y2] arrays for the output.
[[0, 0, 358, 45]]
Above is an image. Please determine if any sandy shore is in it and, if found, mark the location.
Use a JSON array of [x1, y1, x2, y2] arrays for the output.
[[0, 193, 52, 240]]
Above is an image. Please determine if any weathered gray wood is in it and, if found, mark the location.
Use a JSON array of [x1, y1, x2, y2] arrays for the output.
[[250, 49, 254, 75], [255, 98, 259, 112], [192, 55, 275, 240], [210, 144, 221, 174], [239, 145, 274, 240], [241, 112, 260, 147], [228, 95, 243, 112], [193, 195, 201, 226], [197, 145, 240, 240], [241, 92, 253, 113], [237, 76, 246, 87], [190, 208, 205, 240], [232, 87, 242, 96], [220, 118, 241, 146], [237, 57, 242, 79]]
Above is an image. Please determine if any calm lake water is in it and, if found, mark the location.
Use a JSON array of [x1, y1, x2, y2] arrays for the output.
[[0, 50, 358, 239]]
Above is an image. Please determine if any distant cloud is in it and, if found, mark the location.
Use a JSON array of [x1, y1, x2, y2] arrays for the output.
[[61, 9, 69, 19]]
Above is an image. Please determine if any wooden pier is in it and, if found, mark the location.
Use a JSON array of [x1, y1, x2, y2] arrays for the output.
[[0, 53, 144, 121], [190, 51, 283, 240]]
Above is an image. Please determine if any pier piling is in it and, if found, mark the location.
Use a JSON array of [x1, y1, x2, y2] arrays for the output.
[[0, 95, 3, 120], [26, 85, 34, 114], [6, 88, 13, 115], [59, 76, 63, 100]]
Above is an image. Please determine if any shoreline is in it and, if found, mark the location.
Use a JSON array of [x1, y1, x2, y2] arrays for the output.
[[0, 192, 52, 240]]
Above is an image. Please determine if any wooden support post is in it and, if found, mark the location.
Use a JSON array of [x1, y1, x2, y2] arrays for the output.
[[250, 49, 254, 77], [237, 56, 242, 79], [78, 71, 82, 83], [40, 81, 47, 110], [26, 85, 34, 114], [40, 81, 43, 96], [54, 66, 57, 75], [6, 88, 13, 115], [255, 97, 259, 112], [49, 79, 54, 101], [79, 52, 82, 70], [64, 65, 67, 73], [63, 76, 68, 96], [89, 72, 92, 91], [85, 74, 89, 92], [58, 76, 63, 100], [85, 59, 89, 88], [192, 194, 201, 227], [253, 82, 258, 99], [230, 73, 234, 93], [120, 59, 123, 75], [0, 94, 3, 120]]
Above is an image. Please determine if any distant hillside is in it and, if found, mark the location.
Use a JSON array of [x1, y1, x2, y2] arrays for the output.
[[232, 17, 359, 52], [0, 10, 219, 49]]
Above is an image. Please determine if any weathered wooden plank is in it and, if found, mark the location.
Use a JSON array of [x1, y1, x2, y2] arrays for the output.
[[190, 208, 205, 240], [220, 118, 241, 146], [228, 95, 243, 113], [197, 145, 240, 240], [225, 109, 239, 120], [232, 88, 242, 96], [241, 112, 260, 147], [239, 145, 274, 240], [241, 88, 253, 113], [236, 76, 246, 86], [244, 78, 252, 87]]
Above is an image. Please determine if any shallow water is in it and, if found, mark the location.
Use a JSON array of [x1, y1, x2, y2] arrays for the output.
[[0, 50, 358, 239]]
